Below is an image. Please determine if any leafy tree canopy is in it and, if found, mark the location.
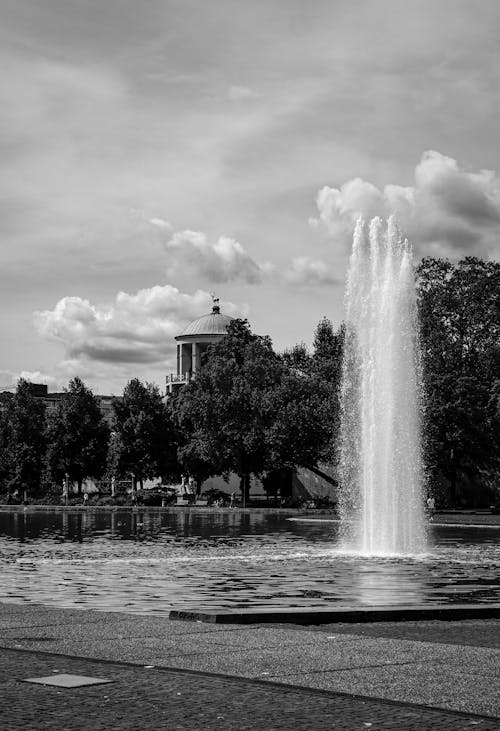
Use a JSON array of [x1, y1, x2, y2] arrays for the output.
[[175, 319, 339, 499], [417, 257, 500, 505], [46, 377, 109, 492], [112, 378, 177, 486], [3, 380, 47, 494]]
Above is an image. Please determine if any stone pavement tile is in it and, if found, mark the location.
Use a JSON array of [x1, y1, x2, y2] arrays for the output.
[[3, 626, 470, 680], [0, 604, 236, 634], [0, 622, 363, 660], [155, 638, 449, 678], [0, 606, 132, 629], [0, 619, 245, 643], [166, 626, 364, 651], [429, 645, 500, 679], [307, 630, 500, 679], [1, 647, 498, 731], [308, 632, 500, 679], [266, 662, 500, 718], [307, 619, 500, 648]]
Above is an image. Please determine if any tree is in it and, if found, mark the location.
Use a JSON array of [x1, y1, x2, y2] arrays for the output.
[[282, 317, 344, 469], [46, 377, 109, 493], [2, 381, 47, 495], [313, 317, 344, 386], [265, 368, 338, 482], [175, 319, 340, 502], [417, 257, 500, 505], [281, 342, 310, 376], [0, 395, 14, 490], [175, 320, 279, 501], [103, 429, 122, 483], [112, 379, 177, 487]]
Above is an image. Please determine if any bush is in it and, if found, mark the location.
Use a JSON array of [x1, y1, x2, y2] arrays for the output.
[[201, 488, 230, 506], [136, 489, 177, 506]]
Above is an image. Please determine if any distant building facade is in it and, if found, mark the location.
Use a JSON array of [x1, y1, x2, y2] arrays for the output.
[[0, 383, 117, 427]]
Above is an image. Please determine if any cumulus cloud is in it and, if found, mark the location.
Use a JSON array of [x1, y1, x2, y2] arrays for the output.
[[0, 370, 59, 390], [284, 257, 339, 287], [310, 151, 500, 258], [147, 217, 340, 288], [34, 286, 246, 366], [149, 218, 266, 283]]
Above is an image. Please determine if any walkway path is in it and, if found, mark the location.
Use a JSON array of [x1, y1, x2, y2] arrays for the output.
[[1, 602, 498, 729]]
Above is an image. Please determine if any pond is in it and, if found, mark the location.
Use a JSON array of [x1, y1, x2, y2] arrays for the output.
[[0, 509, 499, 616]]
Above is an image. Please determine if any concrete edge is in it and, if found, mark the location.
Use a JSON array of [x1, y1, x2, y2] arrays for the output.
[[169, 603, 500, 625], [0, 505, 302, 515]]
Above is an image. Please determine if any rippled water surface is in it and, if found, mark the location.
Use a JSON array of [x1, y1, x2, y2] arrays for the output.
[[0, 510, 499, 616]]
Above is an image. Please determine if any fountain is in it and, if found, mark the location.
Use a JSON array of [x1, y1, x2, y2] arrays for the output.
[[2, 217, 499, 614], [339, 217, 426, 555]]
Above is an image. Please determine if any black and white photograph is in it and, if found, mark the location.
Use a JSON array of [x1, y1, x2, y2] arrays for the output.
[[0, 1, 499, 729]]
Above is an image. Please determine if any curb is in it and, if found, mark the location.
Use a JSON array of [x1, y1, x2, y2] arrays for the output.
[[169, 603, 500, 625]]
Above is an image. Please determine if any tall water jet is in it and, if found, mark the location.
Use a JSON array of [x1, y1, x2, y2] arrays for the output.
[[339, 217, 426, 555]]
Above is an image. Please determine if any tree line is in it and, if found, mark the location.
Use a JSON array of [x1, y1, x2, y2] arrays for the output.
[[0, 319, 341, 502], [0, 256, 498, 507]]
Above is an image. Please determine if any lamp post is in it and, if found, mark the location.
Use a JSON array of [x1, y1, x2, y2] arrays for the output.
[[130, 473, 136, 506]]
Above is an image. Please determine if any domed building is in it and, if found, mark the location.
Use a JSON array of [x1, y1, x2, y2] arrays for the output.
[[166, 299, 233, 394]]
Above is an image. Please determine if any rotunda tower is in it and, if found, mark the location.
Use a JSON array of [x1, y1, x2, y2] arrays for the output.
[[166, 298, 233, 394]]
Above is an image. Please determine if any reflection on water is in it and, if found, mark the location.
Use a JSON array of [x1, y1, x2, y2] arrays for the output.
[[351, 563, 424, 606], [0, 510, 499, 616]]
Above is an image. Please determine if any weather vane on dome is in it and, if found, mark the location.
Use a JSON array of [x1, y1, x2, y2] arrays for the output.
[[210, 292, 220, 313]]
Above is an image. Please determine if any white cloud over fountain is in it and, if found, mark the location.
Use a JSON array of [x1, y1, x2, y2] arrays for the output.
[[311, 150, 500, 260]]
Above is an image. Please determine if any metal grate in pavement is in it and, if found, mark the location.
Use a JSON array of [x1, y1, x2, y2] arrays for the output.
[[21, 673, 113, 688]]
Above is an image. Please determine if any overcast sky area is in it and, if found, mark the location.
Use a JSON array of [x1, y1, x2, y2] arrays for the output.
[[1, 0, 500, 394]]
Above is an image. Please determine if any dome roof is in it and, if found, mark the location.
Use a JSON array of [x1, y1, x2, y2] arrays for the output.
[[176, 306, 234, 338]]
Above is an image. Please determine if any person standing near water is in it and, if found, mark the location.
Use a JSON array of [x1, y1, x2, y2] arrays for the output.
[[426, 496, 435, 520]]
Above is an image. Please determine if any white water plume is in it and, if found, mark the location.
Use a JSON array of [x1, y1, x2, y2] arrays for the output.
[[339, 216, 426, 555]]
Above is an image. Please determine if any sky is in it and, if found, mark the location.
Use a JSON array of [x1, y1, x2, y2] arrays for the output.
[[1, 0, 500, 394]]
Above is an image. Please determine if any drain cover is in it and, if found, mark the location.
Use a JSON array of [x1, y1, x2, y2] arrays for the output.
[[16, 637, 52, 642], [22, 674, 112, 688]]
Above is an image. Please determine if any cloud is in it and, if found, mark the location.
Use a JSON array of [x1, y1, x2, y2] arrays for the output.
[[284, 257, 339, 287], [148, 217, 341, 288], [0, 370, 59, 391], [34, 286, 246, 367], [148, 217, 173, 232], [310, 151, 500, 258], [149, 218, 266, 283], [227, 85, 259, 101]]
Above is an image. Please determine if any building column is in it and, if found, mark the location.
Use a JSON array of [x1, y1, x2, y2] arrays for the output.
[[180, 343, 191, 375], [176, 344, 180, 375], [192, 342, 199, 375]]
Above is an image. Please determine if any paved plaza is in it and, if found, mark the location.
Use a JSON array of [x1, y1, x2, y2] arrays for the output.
[[0, 601, 499, 729]]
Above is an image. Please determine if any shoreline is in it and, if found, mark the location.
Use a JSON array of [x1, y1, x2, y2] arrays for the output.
[[0, 503, 303, 515], [1, 504, 499, 524]]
